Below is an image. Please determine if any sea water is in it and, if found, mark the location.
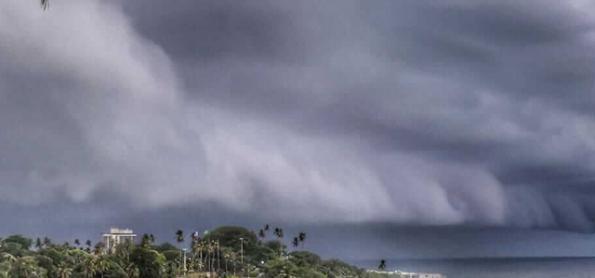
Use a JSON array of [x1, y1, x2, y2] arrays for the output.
[[355, 257, 595, 278]]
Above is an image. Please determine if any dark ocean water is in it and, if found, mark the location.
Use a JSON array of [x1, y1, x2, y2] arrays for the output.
[[354, 257, 595, 278]]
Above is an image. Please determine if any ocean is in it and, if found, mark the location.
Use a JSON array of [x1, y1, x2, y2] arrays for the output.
[[354, 257, 595, 278]]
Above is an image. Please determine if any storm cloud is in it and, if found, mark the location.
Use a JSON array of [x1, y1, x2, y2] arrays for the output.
[[2, 0, 595, 242]]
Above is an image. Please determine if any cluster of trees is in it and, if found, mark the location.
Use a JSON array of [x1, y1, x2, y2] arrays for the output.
[[0, 225, 370, 278]]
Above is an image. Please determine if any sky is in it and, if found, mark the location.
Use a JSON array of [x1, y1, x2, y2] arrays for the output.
[[2, 0, 595, 260]]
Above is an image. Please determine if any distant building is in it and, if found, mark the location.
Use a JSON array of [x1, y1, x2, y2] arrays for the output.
[[417, 273, 444, 278], [102, 227, 136, 254], [365, 269, 445, 278]]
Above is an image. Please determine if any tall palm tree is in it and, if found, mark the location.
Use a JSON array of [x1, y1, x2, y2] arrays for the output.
[[74, 239, 80, 247], [378, 259, 386, 271], [258, 229, 266, 239], [35, 238, 42, 250], [273, 227, 284, 239], [175, 230, 184, 274], [85, 240, 92, 253], [141, 234, 151, 248], [292, 237, 299, 248], [43, 237, 52, 247], [298, 232, 306, 248], [40, 0, 49, 10], [273, 228, 284, 258], [175, 230, 184, 245]]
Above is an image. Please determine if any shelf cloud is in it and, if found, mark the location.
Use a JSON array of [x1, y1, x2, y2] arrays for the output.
[[2, 0, 595, 235]]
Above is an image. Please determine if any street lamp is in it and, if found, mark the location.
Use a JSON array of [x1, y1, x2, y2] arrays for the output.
[[182, 248, 187, 276], [239, 237, 244, 265]]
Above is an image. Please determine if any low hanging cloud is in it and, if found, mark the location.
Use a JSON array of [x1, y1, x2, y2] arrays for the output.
[[2, 0, 595, 232]]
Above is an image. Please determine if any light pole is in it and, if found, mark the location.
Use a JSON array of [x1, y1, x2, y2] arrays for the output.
[[217, 240, 221, 271], [182, 248, 187, 276], [239, 238, 244, 265], [239, 237, 244, 277]]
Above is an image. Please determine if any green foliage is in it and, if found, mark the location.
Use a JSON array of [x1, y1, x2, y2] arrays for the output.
[[0, 242, 27, 257], [161, 249, 181, 262], [203, 226, 258, 253], [289, 251, 321, 267], [262, 258, 299, 278], [0, 226, 367, 278], [3, 235, 33, 250], [130, 246, 166, 278], [319, 259, 365, 277]]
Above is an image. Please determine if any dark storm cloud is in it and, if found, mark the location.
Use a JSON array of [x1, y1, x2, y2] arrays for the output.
[[3, 0, 595, 247]]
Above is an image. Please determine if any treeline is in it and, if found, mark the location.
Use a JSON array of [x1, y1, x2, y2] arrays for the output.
[[0, 225, 368, 277]]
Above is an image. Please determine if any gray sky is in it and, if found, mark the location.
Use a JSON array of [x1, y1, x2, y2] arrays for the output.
[[2, 0, 595, 259]]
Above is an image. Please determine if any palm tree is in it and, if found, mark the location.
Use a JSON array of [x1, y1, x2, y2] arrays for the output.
[[175, 230, 184, 274], [40, 0, 49, 10], [43, 237, 52, 247], [258, 229, 266, 239], [93, 242, 105, 255], [149, 234, 155, 244], [175, 230, 184, 245], [95, 256, 110, 278], [298, 232, 306, 248], [273, 228, 284, 258], [273, 227, 284, 239], [378, 259, 386, 271], [35, 238, 42, 250], [1, 253, 16, 263], [141, 234, 151, 248], [74, 239, 80, 247], [292, 237, 299, 248], [56, 263, 72, 278], [81, 256, 97, 278]]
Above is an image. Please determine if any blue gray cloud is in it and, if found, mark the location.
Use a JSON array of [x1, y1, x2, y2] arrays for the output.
[[2, 0, 595, 249]]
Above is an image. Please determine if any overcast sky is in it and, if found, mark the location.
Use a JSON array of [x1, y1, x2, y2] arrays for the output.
[[2, 0, 595, 259]]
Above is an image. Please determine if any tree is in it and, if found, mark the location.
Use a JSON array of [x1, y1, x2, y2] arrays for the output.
[[74, 239, 80, 247], [35, 238, 42, 250], [10, 256, 46, 278], [43, 237, 52, 248], [174, 230, 184, 274], [141, 234, 152, 248], [131, 247, 166, 278], [175, 230, 184, 245], [292, 237, 299, 248], [258, 229, 266, 239], [378, 259, 386, 271], [94, 242, 105, 255], [41, 0, 49, 10], [4, 235, 33, 250], [298, 232, 306, 248], [273, 228, 284, 239], [56, 263, 72, 278]]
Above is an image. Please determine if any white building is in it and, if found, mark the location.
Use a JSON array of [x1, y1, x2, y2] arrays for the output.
[[365, 269, 445, 278], [417, 273, 444, 278], [102, 227, 136, 254]]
